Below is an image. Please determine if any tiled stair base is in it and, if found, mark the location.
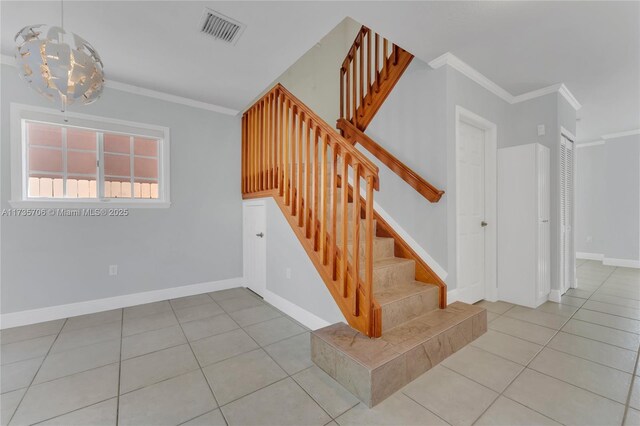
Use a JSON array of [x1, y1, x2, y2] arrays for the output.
[[311, 302, 487, 407]]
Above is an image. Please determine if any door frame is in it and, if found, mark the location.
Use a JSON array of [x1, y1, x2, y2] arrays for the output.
[[242, 199, 267, 296], [455, 106, 498, 302], [559, 126, 577, 292]]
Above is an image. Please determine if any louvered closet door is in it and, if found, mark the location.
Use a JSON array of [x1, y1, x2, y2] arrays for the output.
[[560, 135, 575, 293]]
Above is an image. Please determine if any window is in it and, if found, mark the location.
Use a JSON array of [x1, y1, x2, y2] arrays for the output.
[[11, 104, 170, 207]]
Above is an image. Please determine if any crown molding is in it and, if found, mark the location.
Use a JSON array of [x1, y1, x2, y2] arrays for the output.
[[428, 52, 581, 110], [576, 140, 605, 148], [1, 54, 238, 116], [602, 129, 640, 140]]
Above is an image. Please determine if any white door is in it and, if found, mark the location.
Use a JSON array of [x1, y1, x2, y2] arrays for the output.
[[560, 135, 575, 293], [243, 203, 266, 296], [537, 145, 551, 301], [457, 121, 486, 303]]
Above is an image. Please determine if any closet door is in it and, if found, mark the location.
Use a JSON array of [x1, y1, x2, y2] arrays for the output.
[[560, 134, 575, 294]]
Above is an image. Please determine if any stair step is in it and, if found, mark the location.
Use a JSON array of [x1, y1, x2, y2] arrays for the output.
[[373, 257, 415, 290], [347, 236, 394, 262], [375, 281, 440, 332], [311, 302, 487, 407]]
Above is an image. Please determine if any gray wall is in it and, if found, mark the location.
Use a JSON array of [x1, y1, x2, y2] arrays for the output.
[[575, 144, 606, 255], [1, 63, 243, 313]]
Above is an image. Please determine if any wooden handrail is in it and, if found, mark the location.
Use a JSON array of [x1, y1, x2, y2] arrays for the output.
[[340, 26, 414, 131], [338, 118, 445, 203], [242, 83, 382, 337]]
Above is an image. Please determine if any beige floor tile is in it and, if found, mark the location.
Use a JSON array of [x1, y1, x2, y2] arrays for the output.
[[489, 316, 557, 345], [590, 293, 640, 309], [1, 356, 44, 393], [202, 348, 286, 405], [123, 301, 172, 320], [120, 344, 199, 393], [0, 387, 26, 425], [562, 318, 640, 350], [263, 332, 313, 375], [573, 308, 640, 333], [122, 310, 178, 337], [169, 294, 215, 310], [474, 396, 561, 426], [174, 302, 225, 323], [229, 305, 283, 327], [566, 288, 594, 299], [244, 316, 306, 346], [221, 378, 331, 426], [191, 328, 259, 366], [0, 320, 65, 345], [402, 365, 498, 426], [547, 331, 637, 373], [471, 330, 543, 365], [11, 364, 119, 426], [474, 300, 514, 315], [487, 311, 499, 323], [38, 398, 117, 426], [208, 287, 253, 301], [335, 392, 448, 426], [504, 306, 568, 330], [560, 295, 587, 307], [625, 407, 640, 426], [529, 347, 632, 403], [628, 377, 640, 410], [441, 346, 524, 392], [121, 324, 186, 359], [504, 369, 624, 425], [217, 295, 264, 313], [62, 310, 122, 332], [34, 338, 120, 384], [180, 313, 239, 341], [118, 370, 217, 426], [583, 300, 640, 320], [534, 301, 579, 318], [182, 409, 227, 426], [50, 321, 121, 353], [293, 366, 360, 418], [1, 334, 55, 365]]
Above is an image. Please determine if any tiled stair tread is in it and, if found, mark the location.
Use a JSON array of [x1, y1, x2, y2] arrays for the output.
[[382, 302, 486, 352], [374, 280, 439, 306], [373, 257, 414, 270], [312, 302, 485, 370], [347, 236, 395, 259]]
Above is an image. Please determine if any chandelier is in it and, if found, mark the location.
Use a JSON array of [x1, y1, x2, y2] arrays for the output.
[[14, 4, 104, 113]]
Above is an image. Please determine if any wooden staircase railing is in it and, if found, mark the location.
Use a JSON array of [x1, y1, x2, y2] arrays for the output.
[[340, 26, 414, 132], [338, 119, 445, 203], [242, 83, 383, 337]]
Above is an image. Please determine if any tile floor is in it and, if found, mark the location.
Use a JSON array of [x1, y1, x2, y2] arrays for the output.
[[1, 260, 639, 425]]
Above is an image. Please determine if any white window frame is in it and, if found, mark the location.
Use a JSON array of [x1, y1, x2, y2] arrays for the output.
[[10, 103, 171, 208]]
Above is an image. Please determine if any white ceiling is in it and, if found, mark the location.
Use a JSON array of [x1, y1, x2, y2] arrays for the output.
[[2, 1, 639, 142]]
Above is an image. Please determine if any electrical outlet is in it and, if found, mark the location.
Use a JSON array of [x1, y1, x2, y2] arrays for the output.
[[285, 268, 291, 279], [109, 265, 118, 276], [537, 124, 546, 136], [587, 236, 593, 243]]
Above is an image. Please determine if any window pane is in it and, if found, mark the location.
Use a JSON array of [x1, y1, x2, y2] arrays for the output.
[[104, 154, 130, 177], [134, 157, 158, 179], [134, 137, 158, 156], [133, 179, 158, 199], [67, 151, 97, 175], [29, 147, 63, 173], [105, 179, 132, 198], [66, 176, 97, 198], [104, 133, 130, 154], [28, 175, 63, 198], [67, 128, 96, 151], [28, 122, 62, 147]]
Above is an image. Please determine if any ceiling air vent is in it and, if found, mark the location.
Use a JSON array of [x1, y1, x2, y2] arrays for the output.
[[199, 8, 245, 45]]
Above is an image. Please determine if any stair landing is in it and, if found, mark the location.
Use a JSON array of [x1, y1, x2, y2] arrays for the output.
[[311, 302, 487, 407]]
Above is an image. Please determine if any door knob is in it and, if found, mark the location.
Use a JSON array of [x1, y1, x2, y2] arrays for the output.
[[481, 221, 488, 227], [256, 232, 264, 238]]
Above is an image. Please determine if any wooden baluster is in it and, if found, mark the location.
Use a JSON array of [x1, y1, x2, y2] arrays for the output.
[[359, 36, 364, 115], [365, 175, 375, 316], [383, 39, 389, 80], [277, 93, 283, 195], [283, 99, 290, 204], [340, 68, 344, 120], [352, 57, 357, 126], [374, 33, 380, 93], [265, 96, 271, 190], [319, 132, 328, 264], [329, 142, 338, 277], [340, 153, 349, 296], [250, 108, 254, 193], [304, 117, 311, 233], [270, 93, 275, 189], [291, 109, 298, 214], [352, 164, 361, 315], [312, 126, 319, 249], [345, 64, 351, 124], [260, 100, 265, 190], [366, 30, 371, 104], [393, 44, 399, 66], [296, 112, 303, 223]]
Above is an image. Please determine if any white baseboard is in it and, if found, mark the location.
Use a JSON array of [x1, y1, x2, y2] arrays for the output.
[[548, 289, 562, 303], [576, 252, 604, 261], [603, 258, 640, 269], [1, 277, 244, 329], [261, 289, 331, 330], [371, 200, 448, 281]]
